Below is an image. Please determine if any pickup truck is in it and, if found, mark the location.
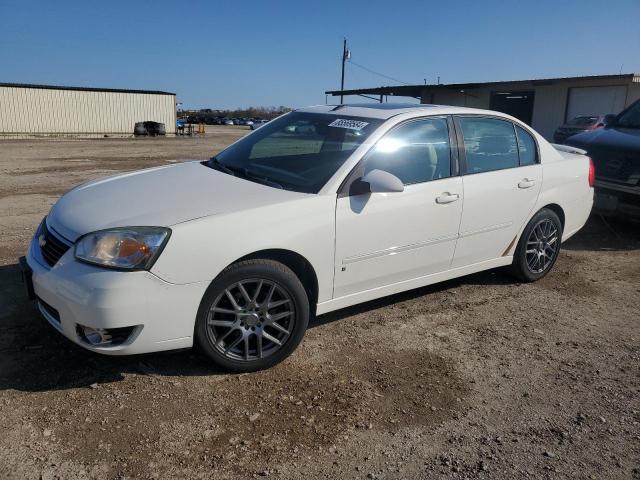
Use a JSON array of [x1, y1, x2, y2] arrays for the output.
[[565, 99, 640, 217]]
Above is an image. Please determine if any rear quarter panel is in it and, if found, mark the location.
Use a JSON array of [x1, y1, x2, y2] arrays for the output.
[[536, 142, 594, 241]]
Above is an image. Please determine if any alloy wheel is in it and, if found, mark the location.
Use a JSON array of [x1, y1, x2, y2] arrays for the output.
[[205, 279, 295, 361], [525, 219, 559, 274]]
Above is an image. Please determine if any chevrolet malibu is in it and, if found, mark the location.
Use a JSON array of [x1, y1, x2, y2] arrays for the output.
[[20, 104, 595, 371]]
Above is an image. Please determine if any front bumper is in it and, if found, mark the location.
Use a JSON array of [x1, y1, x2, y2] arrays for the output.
[[24, 233, 209, 355]]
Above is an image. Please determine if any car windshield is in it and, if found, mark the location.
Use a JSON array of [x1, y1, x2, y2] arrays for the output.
[[568, 116, 598, 126], [616, 102, 640, 129], [205, 112, 383, 193]]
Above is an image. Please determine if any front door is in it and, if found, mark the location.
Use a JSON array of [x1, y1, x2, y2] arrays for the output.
[[452, 116, 542, 267], [334, 116, 463, 298]]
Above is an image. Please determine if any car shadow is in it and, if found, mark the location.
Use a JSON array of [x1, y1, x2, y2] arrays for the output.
[[563, 213, 639, 252], [310, 268, 514, 328], [0, 263, 226, 393], [0, 261, 512, 393]]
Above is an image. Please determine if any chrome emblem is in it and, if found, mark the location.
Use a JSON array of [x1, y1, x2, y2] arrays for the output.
[[38, 234, 47, 248]]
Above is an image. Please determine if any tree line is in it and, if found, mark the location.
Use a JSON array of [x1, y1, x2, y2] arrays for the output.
[[179, 106, 292, 120]]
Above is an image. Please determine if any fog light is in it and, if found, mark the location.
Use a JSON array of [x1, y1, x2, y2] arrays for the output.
[[76, 325, 136, 347], [80, 326, 113, 346]]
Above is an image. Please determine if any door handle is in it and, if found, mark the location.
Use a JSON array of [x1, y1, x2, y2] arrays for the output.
[[518, 178, 536, 189], [435, 193, 460, 204]]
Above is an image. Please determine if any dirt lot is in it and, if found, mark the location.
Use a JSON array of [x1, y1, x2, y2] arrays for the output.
[[1, 129, 639, 479]]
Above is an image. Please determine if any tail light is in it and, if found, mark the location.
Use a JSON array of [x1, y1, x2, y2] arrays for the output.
[[588, 157, 595, 187]]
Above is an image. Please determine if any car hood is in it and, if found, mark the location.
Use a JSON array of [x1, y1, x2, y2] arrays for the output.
[[48, 161, 309, 242], [565, 126, 640, 153]]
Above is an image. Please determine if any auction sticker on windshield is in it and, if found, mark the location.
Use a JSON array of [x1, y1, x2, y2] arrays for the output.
[[328, 119, 369, 130]]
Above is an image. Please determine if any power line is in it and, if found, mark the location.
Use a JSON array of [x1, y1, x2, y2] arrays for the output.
[[348, 59, 411, 85]]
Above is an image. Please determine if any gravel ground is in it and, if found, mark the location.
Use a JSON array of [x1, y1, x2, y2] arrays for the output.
[[1, 130, 638, 479]]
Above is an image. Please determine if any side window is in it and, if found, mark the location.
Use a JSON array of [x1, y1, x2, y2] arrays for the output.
[[363, 117, 451, 185], [515, 125, 537, 166], [459, 118, 519, 174]]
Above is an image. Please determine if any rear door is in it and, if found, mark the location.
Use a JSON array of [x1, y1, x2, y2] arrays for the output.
[[334, 116, 463, 298], [451, 116, 542, 268]]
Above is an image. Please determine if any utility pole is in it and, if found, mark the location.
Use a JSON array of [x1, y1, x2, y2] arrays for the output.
[[340, 38, 349, 104]]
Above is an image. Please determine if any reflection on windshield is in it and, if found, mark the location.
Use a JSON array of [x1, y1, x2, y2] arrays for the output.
[[616, 102, 640, 129], [206, 112, 383, 193], [568, 116, 598, 126]]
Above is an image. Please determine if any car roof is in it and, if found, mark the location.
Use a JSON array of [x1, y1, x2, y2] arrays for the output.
[[295, 103, 500, 120]]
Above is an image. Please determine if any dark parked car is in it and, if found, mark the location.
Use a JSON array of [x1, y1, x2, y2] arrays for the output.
[[565, 100, 640, 217], [134, 121, 166, 136], [553, 114, 615, 144]]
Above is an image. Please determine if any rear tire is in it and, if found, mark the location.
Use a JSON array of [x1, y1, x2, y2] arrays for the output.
[[510, 208, 563, 282], [194, 259, 309, 372]]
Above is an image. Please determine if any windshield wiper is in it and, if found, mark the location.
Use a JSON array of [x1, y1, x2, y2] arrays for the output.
[[207, 158, 285, 189], [241, 168, 285, 189], [207, 157, 236, 176]]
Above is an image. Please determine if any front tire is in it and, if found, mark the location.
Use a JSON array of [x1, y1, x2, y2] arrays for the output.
[[511, 208, 563, 282], [194, 259, 309, 372]]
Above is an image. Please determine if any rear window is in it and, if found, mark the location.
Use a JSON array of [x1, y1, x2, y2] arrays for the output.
[[515, 126, 537, 166]]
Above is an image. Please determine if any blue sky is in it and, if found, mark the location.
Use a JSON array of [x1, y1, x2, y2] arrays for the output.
[[1, 0, 639, 109]]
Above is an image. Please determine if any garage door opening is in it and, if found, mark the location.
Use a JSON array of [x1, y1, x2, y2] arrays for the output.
[[490, 90, 535, 125], [565, 85, 627, 122]]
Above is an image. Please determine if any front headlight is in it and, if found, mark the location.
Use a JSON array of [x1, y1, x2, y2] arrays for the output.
[[74, 227, 171, 270]]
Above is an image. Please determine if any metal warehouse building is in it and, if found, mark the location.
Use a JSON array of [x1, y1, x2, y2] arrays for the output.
[[327, 73, 640, 140], [0, 83, 176, 137]]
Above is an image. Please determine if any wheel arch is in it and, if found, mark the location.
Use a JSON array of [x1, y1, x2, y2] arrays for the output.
[[509, 203, 566, 257], [510, 203, 565, 281], [540, 203, 566, 231], [234, 249, 319, 313]]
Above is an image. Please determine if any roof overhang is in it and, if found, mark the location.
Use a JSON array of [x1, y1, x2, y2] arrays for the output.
[[0, 82, 175, 96], [326, 73, 639, 98]]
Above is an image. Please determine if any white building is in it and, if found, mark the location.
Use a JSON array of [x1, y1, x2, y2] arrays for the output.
[[0, 83, 176, 138], [327, 73, 640, 140]]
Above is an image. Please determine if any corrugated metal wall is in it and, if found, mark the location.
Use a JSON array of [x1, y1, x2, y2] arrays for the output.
[[0, 85, 176, 137]]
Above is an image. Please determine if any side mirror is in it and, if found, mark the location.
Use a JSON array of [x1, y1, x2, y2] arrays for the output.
[[602, 114, 616, 127], [352, 169, 404, 195]]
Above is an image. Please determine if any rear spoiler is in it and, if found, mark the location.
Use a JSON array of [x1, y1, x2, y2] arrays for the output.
[[551, 144, 588, 156]]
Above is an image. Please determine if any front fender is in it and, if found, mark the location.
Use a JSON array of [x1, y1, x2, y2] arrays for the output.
[[151, 195, 336, 303]]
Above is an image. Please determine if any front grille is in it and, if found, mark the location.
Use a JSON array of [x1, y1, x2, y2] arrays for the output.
[[594, 152, 639, 184], [40, 222, 72, 267]]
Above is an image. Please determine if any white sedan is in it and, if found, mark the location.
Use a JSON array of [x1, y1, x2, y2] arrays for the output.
[[21, 104, 594, 371]]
